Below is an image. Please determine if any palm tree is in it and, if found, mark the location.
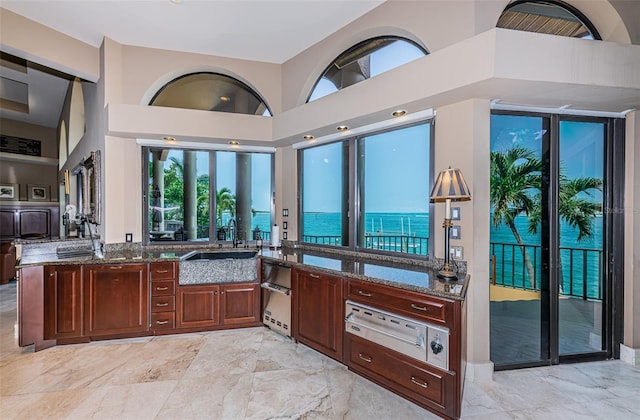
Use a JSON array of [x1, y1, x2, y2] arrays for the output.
[[491, 147, 602, 287], [491, 146, 542, 285], [216, 187, 236, 227]]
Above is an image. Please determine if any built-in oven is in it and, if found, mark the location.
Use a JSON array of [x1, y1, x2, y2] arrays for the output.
[[261, 262, 292, 337], [345, 300, 449, 370]]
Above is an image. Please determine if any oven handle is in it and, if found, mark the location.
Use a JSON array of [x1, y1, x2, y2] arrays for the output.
[[345, 317, 425, 349], [260, 282, 291, 296]]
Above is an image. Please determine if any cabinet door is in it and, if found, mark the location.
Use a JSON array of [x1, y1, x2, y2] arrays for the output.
[[0, 209, 16, 239], [293, 269, 343, 361], [221, 283, 260, 325], [18, 209, 50, 239], [84, 264, 149, 336], [177, 285, 220, 328], [44, 265, 83, 339]]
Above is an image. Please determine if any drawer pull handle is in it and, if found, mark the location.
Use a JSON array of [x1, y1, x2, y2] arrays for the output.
[[156, 320, 169, 325], [155, 270, 169, 274], [109, 266, 123, 270], [358, 353, 372, 363], [156, 302, 169, 307], [358, 290, 372, 297], [411, 303, 428, 312], [410, 376, 429, 388], [155, 286, 169, 291], [309, 273, 320, 279]]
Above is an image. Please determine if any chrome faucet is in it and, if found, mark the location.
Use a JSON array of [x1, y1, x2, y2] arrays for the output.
[[227, 218, 238, 247]]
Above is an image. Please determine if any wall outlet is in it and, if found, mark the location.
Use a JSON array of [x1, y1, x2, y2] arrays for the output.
[[125, 233, 133, 242], [450, 245, 463, 260]]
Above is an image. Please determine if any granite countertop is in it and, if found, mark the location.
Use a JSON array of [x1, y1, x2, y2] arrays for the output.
[[17, 240, 469, 301], [259, 245, 469, 301]]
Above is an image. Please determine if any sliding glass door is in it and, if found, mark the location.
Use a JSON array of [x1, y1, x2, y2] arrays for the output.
[[490, 112, 621, 369]]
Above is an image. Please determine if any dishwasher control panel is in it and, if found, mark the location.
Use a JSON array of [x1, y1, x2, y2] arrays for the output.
[[345, 300, 449, 370]]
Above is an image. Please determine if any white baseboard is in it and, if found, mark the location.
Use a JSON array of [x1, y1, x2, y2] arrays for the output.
[[465, 361, 494, 383], [620, 344, 640, 366]]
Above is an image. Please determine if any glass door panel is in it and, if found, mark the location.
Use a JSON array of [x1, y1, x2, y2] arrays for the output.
[[558, 120, 605, 355], [490, 114, 547, 366]]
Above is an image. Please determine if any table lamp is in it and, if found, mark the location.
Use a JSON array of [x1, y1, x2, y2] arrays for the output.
[[430, 167, 471, 280]]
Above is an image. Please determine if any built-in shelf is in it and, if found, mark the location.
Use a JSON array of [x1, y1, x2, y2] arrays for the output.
[[0, 152, 58, 167]]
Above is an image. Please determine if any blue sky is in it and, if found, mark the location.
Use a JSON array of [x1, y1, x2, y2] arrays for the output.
[[490, 114, 604, 202], [302, 123, 430, 213]]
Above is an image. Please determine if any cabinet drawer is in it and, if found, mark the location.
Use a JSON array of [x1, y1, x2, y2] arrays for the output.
[[347, 280, 451, 326], [150, 262, 176, 280], [151, 312, 175, 330], [151, 280, 175, 296], [151, 296, 175, 312], [346, 335, 445, 407]]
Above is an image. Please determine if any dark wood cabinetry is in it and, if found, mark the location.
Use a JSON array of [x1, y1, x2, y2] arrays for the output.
[[177, 282, 261, 329], [150, 261, 177, 331], [0, 206, 59, 240], [44, 265, 83, 340], [345, 279, 465, 419], [84, 263, 149, 337], [293, 268, 343, 361], [221, 283, 260, 325], [345, 334, 455, 415], [177, 284, 220, 328]]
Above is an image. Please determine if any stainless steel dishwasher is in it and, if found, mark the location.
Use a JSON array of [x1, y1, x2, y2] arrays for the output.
[[261, 262, 292, 337]]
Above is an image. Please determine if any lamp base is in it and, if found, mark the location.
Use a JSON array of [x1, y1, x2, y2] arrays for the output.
[[437, 269, 458, 281]]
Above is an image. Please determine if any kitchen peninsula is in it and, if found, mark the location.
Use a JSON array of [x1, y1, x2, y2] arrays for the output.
[[16, 239, 469, 419]]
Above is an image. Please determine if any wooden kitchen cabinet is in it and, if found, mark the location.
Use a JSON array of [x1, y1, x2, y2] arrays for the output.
[[177, 282, 260, 329], [221, 282, 260, 325], [176, 284, 221, 328], [0, 206, 59, 240], [44, 265, 83, 340], [293, 268, 343, 361], [345, 279, 466, 419], [84, 263, 149, 337], [150, 261, 177, 332]]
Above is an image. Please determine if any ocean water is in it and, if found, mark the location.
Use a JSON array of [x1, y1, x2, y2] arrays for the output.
[[490, 214, 603, 299]]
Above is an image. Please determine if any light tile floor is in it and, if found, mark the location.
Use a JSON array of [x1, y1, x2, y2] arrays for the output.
[[1, 281, 638, 419]]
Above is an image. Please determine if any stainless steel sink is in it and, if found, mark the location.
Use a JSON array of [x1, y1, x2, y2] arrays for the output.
[[181, 250, 258, 261]]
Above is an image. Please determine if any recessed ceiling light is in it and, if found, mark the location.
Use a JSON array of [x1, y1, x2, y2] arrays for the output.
[[303, 135, 314, 140], [170, 0, 183, 4], [392, 109, 407, 117], [228, 141, 240, 145], [220, 96, 231, 102], [337, 125, 349, 131], [163, 136, 176, 142]]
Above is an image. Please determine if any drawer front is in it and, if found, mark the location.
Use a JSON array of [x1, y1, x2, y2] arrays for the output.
[[348, 280, 450, 326], [150, 262, 176, 280], [151, 312, 175, 330], [151, 280, 175, 296], [347, 335, 445, 407], [151, 295, 176, 312]]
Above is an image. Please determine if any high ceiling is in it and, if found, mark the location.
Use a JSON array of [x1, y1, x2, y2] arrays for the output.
[[0, 0, 385, 128]]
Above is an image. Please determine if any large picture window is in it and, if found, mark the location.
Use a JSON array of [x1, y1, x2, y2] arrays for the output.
[[299, 121, 433, 256], [145, 147, 273, 244]]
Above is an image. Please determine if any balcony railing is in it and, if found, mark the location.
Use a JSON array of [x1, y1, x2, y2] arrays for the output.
[[490, 241, 603, 301], [302, 234, 429, 255]]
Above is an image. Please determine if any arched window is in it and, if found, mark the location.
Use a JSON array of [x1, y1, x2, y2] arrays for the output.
[[497, 0, 601, 40], [307, 36, 427, 103], [150, 72, 272, 116]]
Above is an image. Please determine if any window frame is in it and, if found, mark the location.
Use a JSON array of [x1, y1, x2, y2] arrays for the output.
[[499, 0, 601, 40], [297, 119, 435, 259], [142, 146, 275, 246], [306, 36, 428, 104]]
